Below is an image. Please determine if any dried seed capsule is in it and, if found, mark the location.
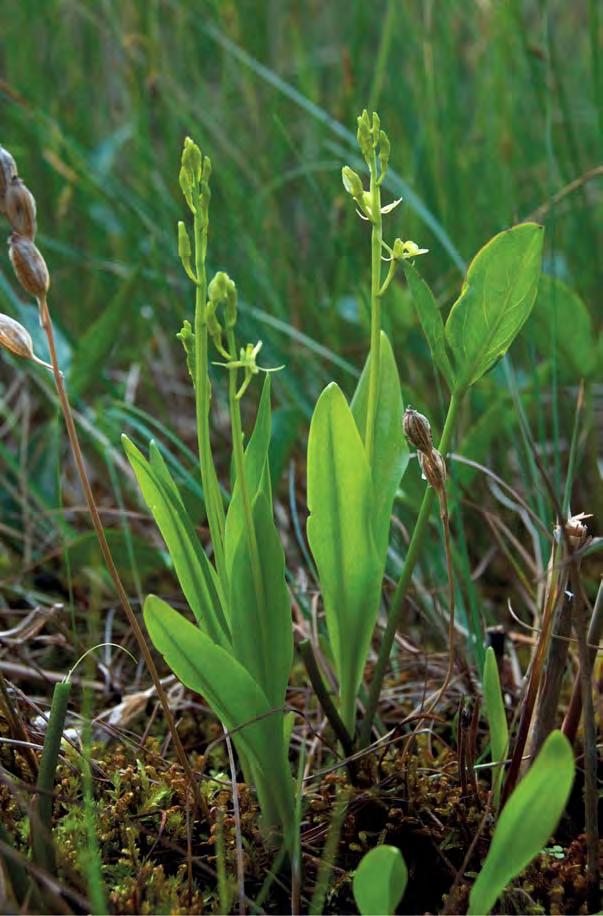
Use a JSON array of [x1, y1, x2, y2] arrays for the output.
[[403, 407, 433, 454], [5, 177, 37, 239], [419, 448, 447, 491], [8, 233, 49, 299], [0, 312, 51, 370], [0, 146, 18, 214], [554, 512, 591, 549]]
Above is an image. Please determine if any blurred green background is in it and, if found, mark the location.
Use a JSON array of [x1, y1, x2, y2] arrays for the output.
[[0, 0, 601, 610]]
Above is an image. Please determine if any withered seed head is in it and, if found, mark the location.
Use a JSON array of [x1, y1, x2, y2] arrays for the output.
[[0, 312, 51, 370], [8, 233, 49, 299], [419, 448, 447, 491], [554, 512, 592, 549], [403, 406, 433, 454], [0, 146, 18, 214], [5, 177, 37, 239]]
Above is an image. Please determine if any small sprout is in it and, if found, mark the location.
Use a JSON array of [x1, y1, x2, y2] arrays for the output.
[[403, 407, 433, 454], [0, 312, 52, 371], [5, 177, 37, 239], [392, 238, 429, 260], [8, 233, 50, 300], [0, 146, 18, 214], [177, 221, 197, 282]]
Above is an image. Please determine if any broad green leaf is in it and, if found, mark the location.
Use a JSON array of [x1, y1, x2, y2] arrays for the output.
[[224, 375, 273, 578], [469, 730, 574, 915], [353, 845, 408, 916], [402, 262, 455, 390], [525, 274, 595, 379], [230, 491, 293, 708], [307, 383, 382, 730], [445, 223, 544, 391], [483, 646, 509, 809], [69, 269, 140, 397], [351, 331, 409, 559], [123, 435, 230, 647], [144, 597, 275, 771]]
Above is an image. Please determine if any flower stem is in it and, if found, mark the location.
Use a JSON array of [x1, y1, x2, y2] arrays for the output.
[[359, 391, 462, 746], [364, 151, 383, 464], [192, 204, 227, 587]]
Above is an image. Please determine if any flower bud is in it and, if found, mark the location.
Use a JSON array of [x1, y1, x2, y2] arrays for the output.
[[0, 312, 51, 370], [0, 146, 18, 214], [419, 448, 447, 491], [8, 233, 50, 299], [403, 407, 433, 454], [181, 137, 202, 184], [5, 177, 37, 239], [378, 129, 390, 175], [341, 166, 364, 199]]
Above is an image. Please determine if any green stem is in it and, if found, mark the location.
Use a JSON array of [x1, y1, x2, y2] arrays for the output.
[[226, 329, 268, 684], [359, 392, 463, 746], [299, 640, 356, 762], [32, 679, 71, 876], [364, 152, 383, 465], [193, 204, 227, 585]]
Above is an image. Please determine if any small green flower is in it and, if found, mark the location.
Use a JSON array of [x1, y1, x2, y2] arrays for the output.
[[214, 340, 284, 399], [392, 238, 429, 260]]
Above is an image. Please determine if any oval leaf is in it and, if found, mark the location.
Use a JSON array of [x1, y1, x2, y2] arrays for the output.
[[469, 730, 574, 915], [353, 845, 408, 916], [445, 223, 544, 391]]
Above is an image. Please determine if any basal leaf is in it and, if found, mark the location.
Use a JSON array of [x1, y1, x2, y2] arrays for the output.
[[469, 730, 574, 915], [445, 223, 544, 391], [483, 646, 509, 809], [224, 375, 273, 579], [402, 262, 455, 390], [144, 596, 277, 776], [229, 491, 293, 708], [351, 331, 409, 559], [123, 435, 230, 647], [353, 845, 408, 916], [307, 382, 382, 730]]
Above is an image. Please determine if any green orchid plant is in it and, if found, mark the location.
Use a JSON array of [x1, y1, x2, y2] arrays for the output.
[[122, 138, 295, 847]]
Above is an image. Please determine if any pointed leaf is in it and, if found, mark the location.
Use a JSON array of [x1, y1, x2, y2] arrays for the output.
[[469, 730, 574, 915], [230, 491, 293, 708], [351, 332, 409, 558], [483, 646, 509, 808], [402, 261, 455, 390], [123, 435, 230, 647], [307, 383, 382, 729], [445, 223, 544, 391]]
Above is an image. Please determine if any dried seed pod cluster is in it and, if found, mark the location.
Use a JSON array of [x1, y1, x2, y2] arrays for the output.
[[0, 144, 49, 302], [0, 144, 52, 370], [403, 405, 447, 491]]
